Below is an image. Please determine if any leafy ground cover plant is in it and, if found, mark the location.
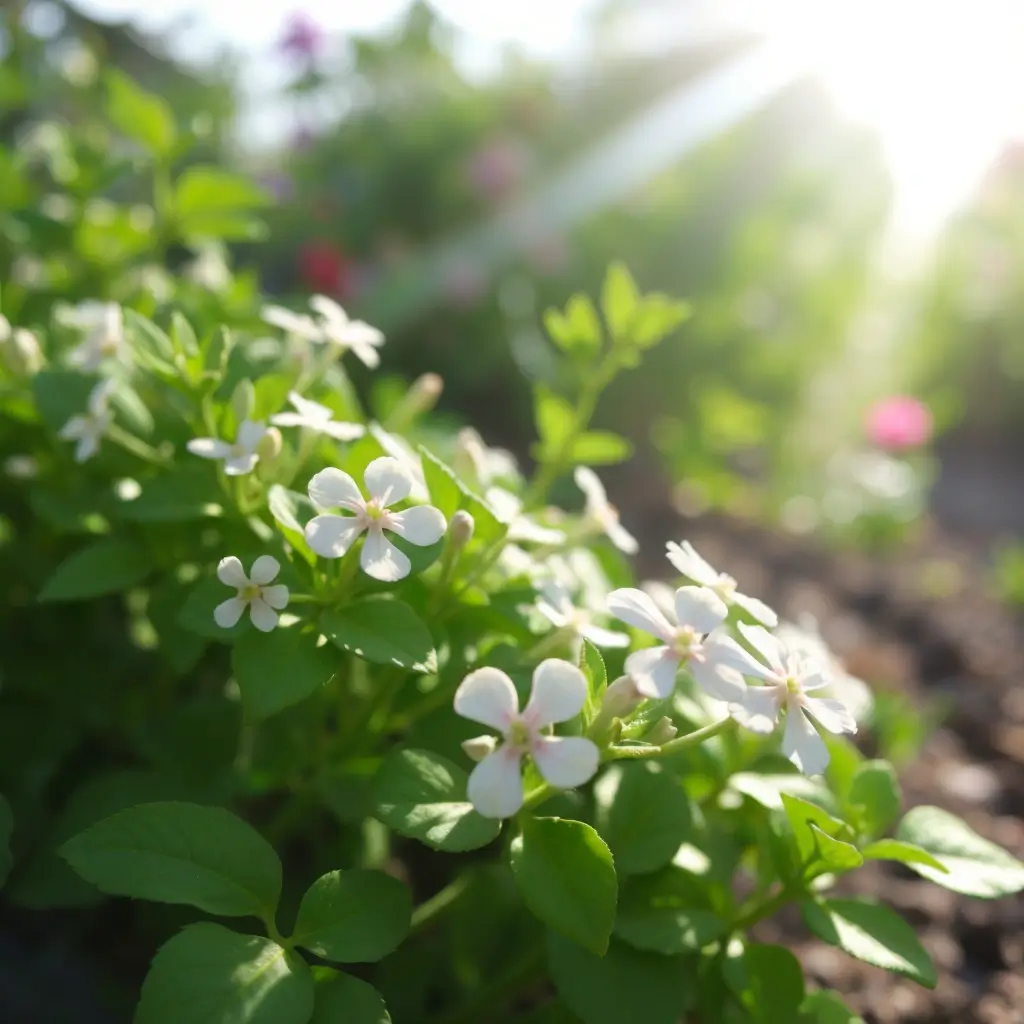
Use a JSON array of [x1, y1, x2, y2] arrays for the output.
[[1, 70, 1023, 1024]]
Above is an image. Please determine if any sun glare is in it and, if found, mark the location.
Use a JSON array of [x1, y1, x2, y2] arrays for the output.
[[761, 0, 1024, 237]]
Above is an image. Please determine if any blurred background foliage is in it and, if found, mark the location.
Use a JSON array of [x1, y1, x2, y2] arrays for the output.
[[2, 0, 1023, 550]]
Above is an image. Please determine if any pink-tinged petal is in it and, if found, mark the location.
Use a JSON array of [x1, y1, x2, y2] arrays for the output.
[[690, 656, 747, 703], [728, 685, 780, 734], [702, 630, 775, 681], [467, 746, 524, 819], [736, 623, 787, 674], [732, 591, 778, 627], [665, 540, 718, 586], [320, 420, 366, 442], [236, 419, 267, 452], [224, 453, 259, 476], [579, 623, 630, 649], [360, 527, 411, 581], [625, 645, 681, 699], [606, 587, 675, 642], [801, 697, 857, 736], [364, 456, 413, 506], [308, 467, 364, 510], [248, 598, 279, 633], [674, 586, 728, 634], [249, 554, 281, 585], [532, 736, 600, 789], [782, 707, 830, 776], [260, 584, 290, 610], [387, 505, 447, 546], [523, 659, 588, 726], [605, 518, 639, 555], [214, 596, 246, 629], [305, 514, 365, 558], [574, 466, 606, 510], [454, 667, 520, 730], [217, 556, 248, 588], [187, 437, 233, 460]]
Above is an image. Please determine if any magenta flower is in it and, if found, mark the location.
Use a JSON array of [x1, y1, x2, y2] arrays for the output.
[[866, 396, 933, 451], [280, 12, 323, 59]]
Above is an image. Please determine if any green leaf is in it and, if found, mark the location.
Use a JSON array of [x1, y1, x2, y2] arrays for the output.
[[60, 801, 281, 918], [534, 385, 576, 450], [579, 640, 607, 725], [418, 447, 506, 545], [179, 575, 250, 640], [896, 805, 1024, 897], [601, 262, 641, 342], [544, 295, 602, 354], [117, 466, 223, 522], [311, 972, 391, 1024], [124, 309, 175, 362], [799, 991, 863, 1023], [595, 763, 694, 875], [0, 795, 12, 888], [547, 933, 693, 1024], [729, 944, 806, 1024], [614, 867, 726, 954], [105, 69, 176, 157], [32, 370, 99, 434], [510, 816, 617, 955], [631, 294, 690, 349], [232, 627, 337, 720], [566, 431, 633, 467], [136, 923, 313, 1024], [175, 166, 269, 241], [800, 899, 936, 987], [292, 870, 411, 963], [730, 773, 836, 813], [322, 597, 436, 674], [267, 485, 318, 564], [781, 793, 856, 878], [807, 823, 864, 874], [848, 761, 901, 838], [39, 539, 151, 601], [860, 839, 947, 873], [373, 749, 500, 852]]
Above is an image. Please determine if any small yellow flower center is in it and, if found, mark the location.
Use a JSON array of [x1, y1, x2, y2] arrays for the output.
[[507, 719, 532, 748], [364, 498, 385, 520], [241, 583, 261, 601], [785, 675, 802, 695], [714, 575, 737, 599]]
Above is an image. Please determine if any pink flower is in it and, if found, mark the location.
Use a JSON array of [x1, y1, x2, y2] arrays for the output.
[[280, 12, 323, 59], [866, 396, 933, 451]]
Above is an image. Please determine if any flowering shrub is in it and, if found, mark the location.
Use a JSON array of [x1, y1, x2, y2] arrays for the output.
[[2, 68, 1023, 1024]]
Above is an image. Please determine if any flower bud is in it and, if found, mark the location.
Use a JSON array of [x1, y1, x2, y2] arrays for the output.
[[4, 454, 39, 480], [231, 378, 256, 423], [2, 327, 44, 376], [256, 426, 283, 463], [461, 734, 497, 763], [645, 716, 678, 746], [601, 676, 642, 717], [385, 373, 444, 431], [449, 509, 475, 550]]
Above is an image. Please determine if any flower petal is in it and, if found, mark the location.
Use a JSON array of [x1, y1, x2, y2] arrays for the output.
[[268, 412, 311, 429], [579, 623, 630, 648], [736, 623, 786, 674], [260, 584, 290, 610], [606, 587, 675, 642], [534, 599, 568, 629], [287, 391, 331, 421], [387, 505, 447, 546], [249, 554, 281, 585], [728, 685, 780, 734], [248, 598, 279, 633], [364, 456, 412, 505], [532, 736, 600, 789], [360, 527, 411, 582], [320, 420, 366, 442], [350, 338, 381, 368], [224, 453, 259, 476], [802, 696, 857, 736], [702, 630, 775, 681], [217, 556, 248, 588], [75, 434, 100, 463], [308, 467, 364, 510], [732, 591, 779, 627], [305, 514, 365, 558], [523, 659, 588, 726], [508, 519, 567, 545], [690, 656, 747, 703], [467, 747, 524, 819], [236, 419, 267, 452], [187, 437, 233, 460], [674, 586, 728, 634], [453, 667, 520, 730], [59, 416, 86, 441], [782, 707, 830, 776], [309, 293, 348, 324], [574, 466, 606, 510], [214, 596, 246, 629], [605, 518, 639, 555], [665, 540, 718, 586], [625, 645, 681, 699]]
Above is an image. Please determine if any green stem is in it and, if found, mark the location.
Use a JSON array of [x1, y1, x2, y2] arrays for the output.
[[605, 716, 737, 760], [521, 782, 558, 813], [106, 425, 169, 464], [410, 876, 471, 933], [730, 883, 801, 931]]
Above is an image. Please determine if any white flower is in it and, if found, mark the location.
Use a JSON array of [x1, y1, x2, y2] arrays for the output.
[[59, 379, 115, 463], [487, 486, 566, 546], [575, 467, 638, 555], [214, 555, 289, 632], [64, 302, 127, 371], [304, 456, 447, 582], [368, 422, 429, 501], [666, 540, 777, 627], [261, 304, 322, 341], [453, 659, 600, 818], [535, 580, 630, 650], [452, 427, 519, 488], [309, 294, 385, 368], [607, 586, 746, 702], [2, 326, 44, 376], [719, 623, 857, 775], [270, 391, 365, 441], [187, 245, 231, 291], [187, 419, 268, 476]]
